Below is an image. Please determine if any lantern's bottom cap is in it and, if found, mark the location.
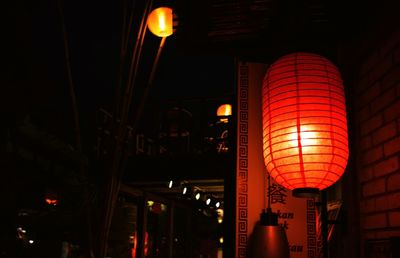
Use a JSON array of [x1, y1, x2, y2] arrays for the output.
[[292, 187, 320, 198]]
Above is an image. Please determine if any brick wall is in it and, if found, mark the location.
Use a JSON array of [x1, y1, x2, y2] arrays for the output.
[[354, 29, 400, 246]]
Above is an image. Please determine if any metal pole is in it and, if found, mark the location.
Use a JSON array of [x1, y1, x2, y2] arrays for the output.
[[321, 190, 329, 258], [57, 2, 94, 257], [168, 201, 174, 258], [132, 36, 167, 130]]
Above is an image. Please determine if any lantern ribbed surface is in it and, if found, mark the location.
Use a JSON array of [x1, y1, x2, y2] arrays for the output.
[[262, 52, 348, 191]]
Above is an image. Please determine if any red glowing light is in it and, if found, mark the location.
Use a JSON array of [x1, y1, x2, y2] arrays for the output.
[[144, 232, 149, 257], [45, 198, 58, 206], [262, 52, 348, 192], [130, 233, 137, 258], [217, 104, 232, 117]]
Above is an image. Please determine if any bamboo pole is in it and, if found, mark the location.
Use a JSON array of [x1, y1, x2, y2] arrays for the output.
[[119, 1, 152, 122], [97, 1, 156, 257], [56, 1, 94, 257], [57, 0, 82, 160], [132, 36, 166, 130]]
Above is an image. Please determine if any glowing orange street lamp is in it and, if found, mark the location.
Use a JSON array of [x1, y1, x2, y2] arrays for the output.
[[128, 6, 174, 130], [217, 104, 232, 117], [262, 52, 349, 197], [147, 7, 173, 37], [97, 5, 174, 258], [217, 104, 232, 123]]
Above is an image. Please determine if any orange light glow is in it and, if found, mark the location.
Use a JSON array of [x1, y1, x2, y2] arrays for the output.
[[130, 233, 137, 258], [217, 104, 232, 117], [262, 52, 349, 191], [144, 232, 149, 257], [45, 198, 58, 206], [147, 7, 173, 37]]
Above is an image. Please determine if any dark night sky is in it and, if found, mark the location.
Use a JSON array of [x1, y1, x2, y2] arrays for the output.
[[5, 0, 234, 147]]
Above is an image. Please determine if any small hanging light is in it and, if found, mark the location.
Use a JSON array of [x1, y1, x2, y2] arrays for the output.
[[250, 175, 290, 258], [147, 7, 173, 37], [249, 209, 290, 258], [262, 52, 349, 197], [195, 193, 201, 200]]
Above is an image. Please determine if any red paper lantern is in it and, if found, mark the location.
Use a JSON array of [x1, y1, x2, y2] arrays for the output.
[[262, 52, 348, 196]]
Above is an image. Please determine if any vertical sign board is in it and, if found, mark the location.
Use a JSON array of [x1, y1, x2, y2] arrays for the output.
[[236, 61, 266, 258], [236, 62, 317, 258]]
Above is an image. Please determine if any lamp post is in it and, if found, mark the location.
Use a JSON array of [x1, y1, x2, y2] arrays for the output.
[[96, 4, 174, 258], [130, 6, 174, 130]]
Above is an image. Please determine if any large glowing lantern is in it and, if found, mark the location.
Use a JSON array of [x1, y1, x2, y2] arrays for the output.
[[147, 7, 173, 37], [262, 52, 348, 196]]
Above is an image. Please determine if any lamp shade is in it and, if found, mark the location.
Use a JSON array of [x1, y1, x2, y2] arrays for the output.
[[147, 7, 173, 37], [262, 52, 348, 195], [249, 210, 290, 258], [250, 225, 290, 258]]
